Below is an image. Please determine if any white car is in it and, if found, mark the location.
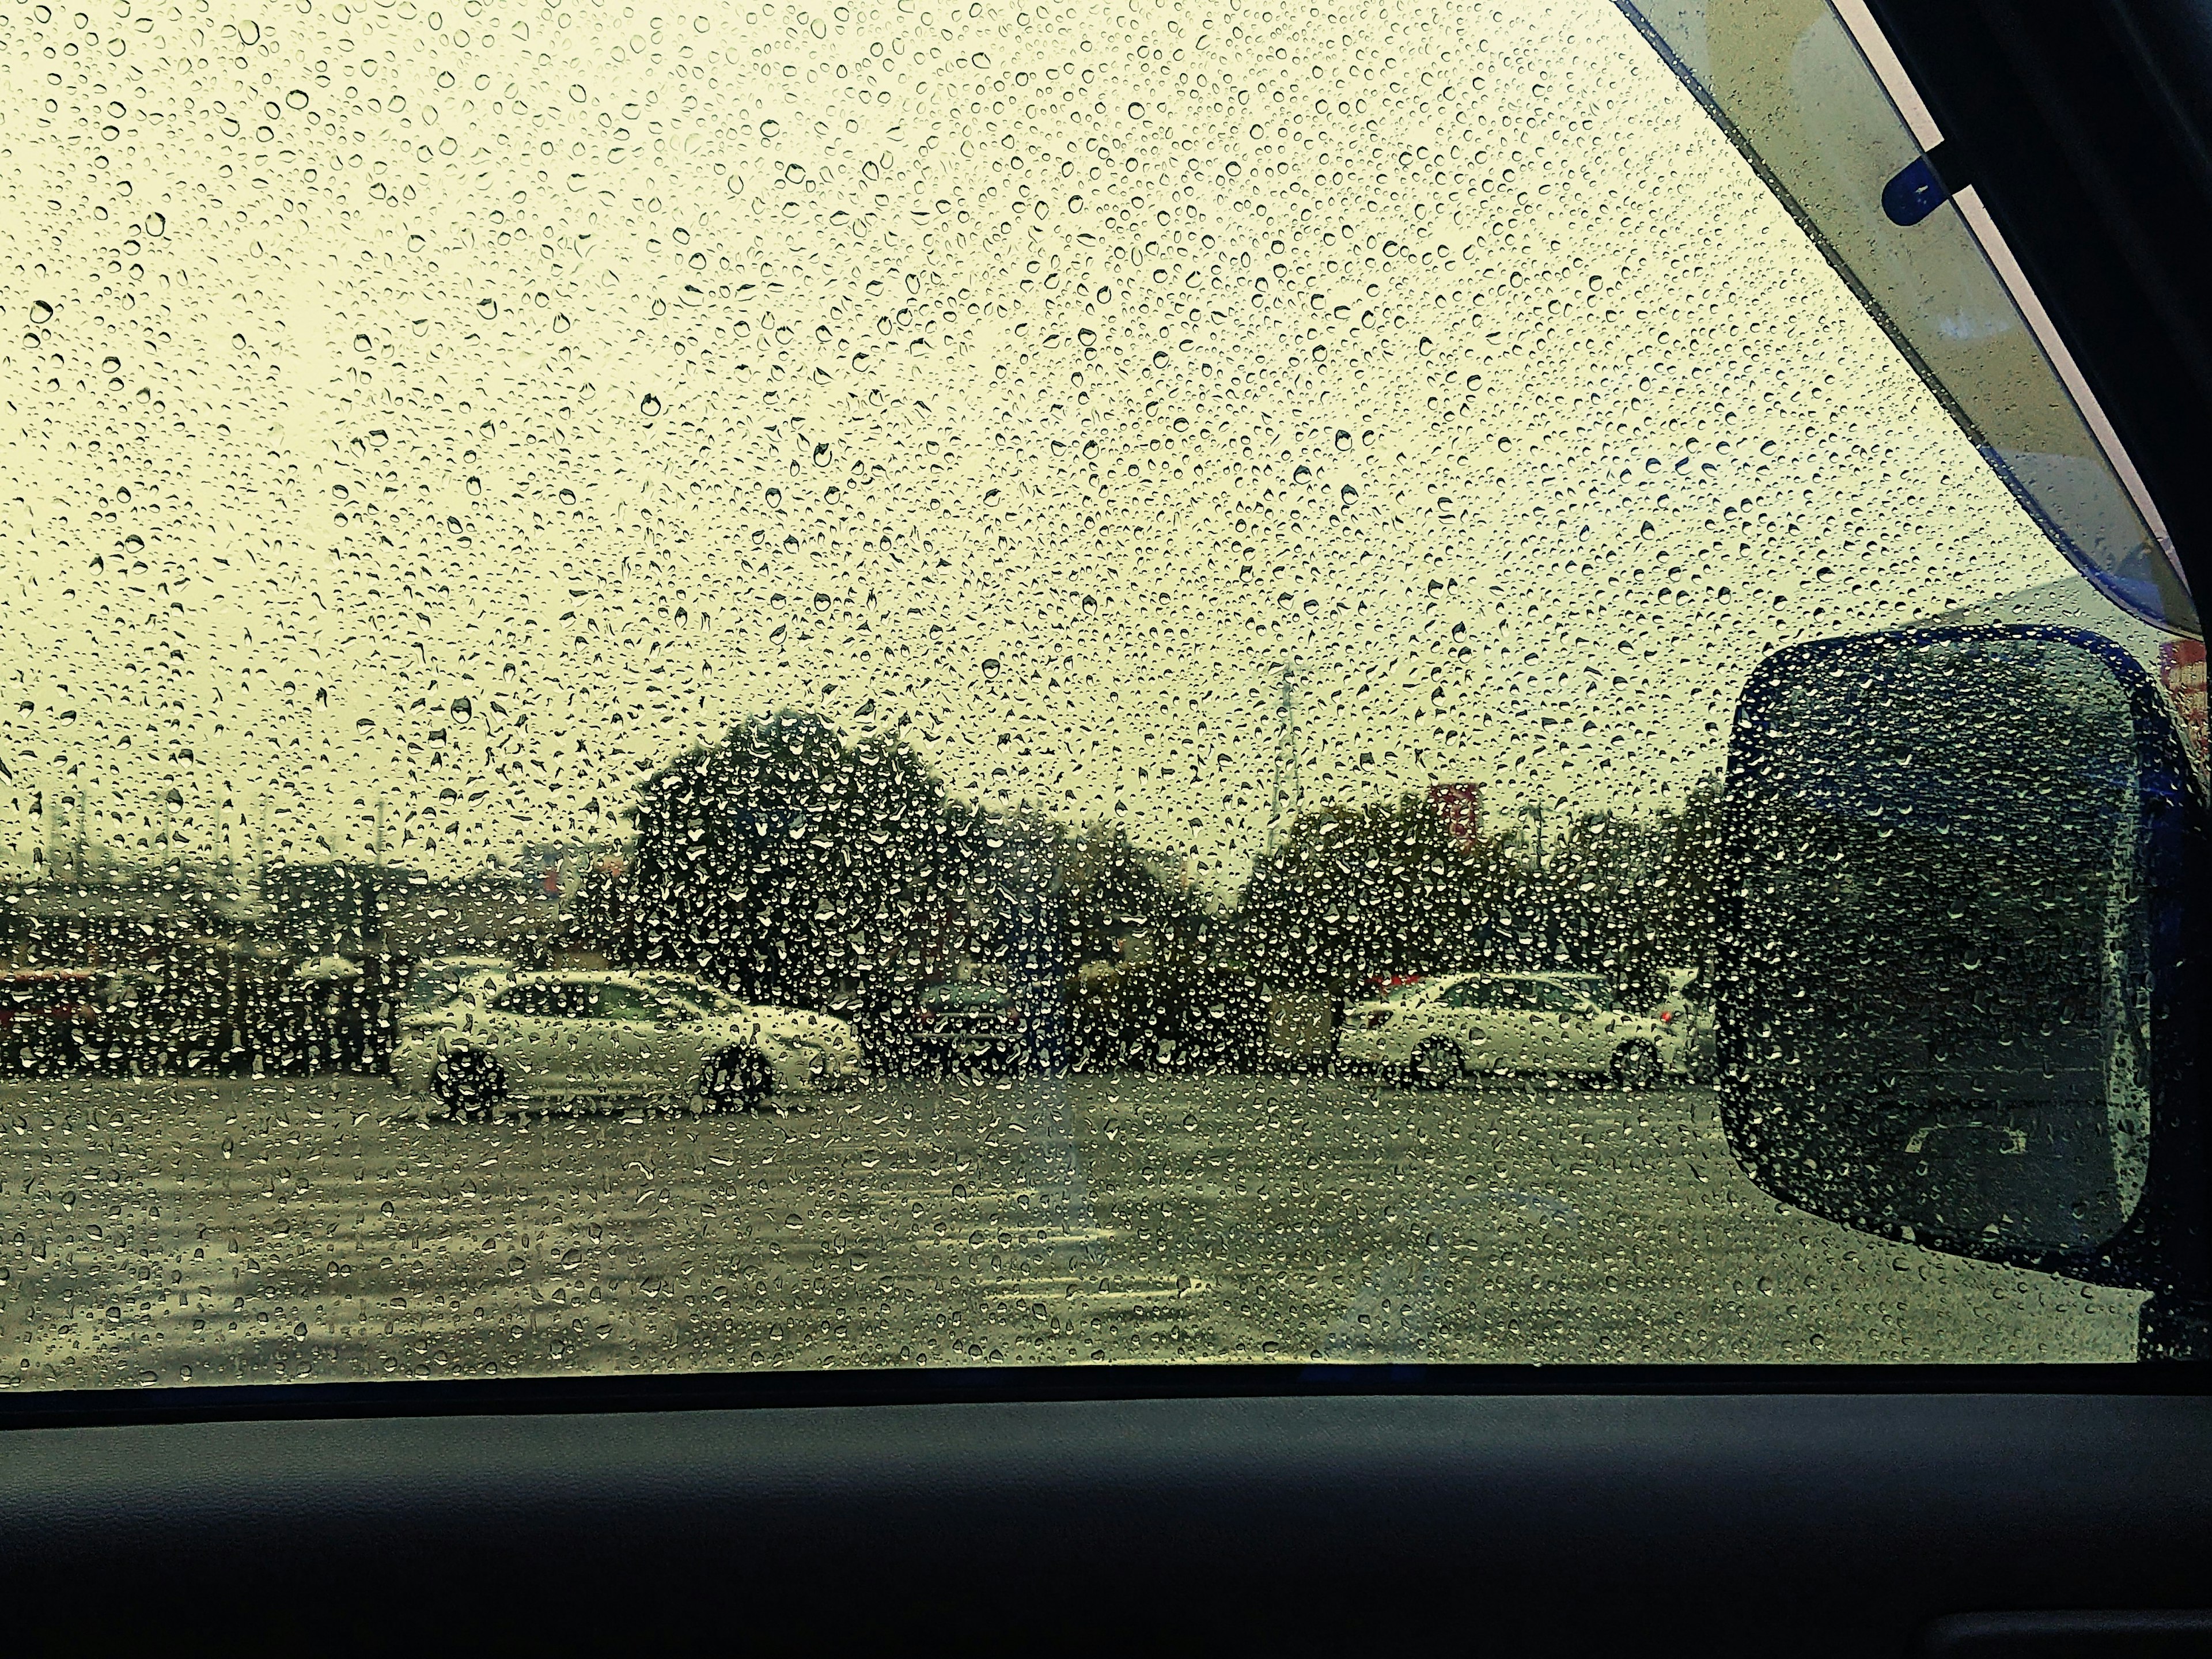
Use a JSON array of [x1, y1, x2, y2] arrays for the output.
[[392, 969, 865, 1118], [1334, 971, 1682, 1089]]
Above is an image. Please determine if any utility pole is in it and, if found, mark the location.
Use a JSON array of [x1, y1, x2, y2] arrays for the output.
[[1521, 801, 1547, 874], [1267, 657, 1302, 855], [374, 795, 387, 868]]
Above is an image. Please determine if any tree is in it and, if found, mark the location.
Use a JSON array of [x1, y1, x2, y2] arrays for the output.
[[1233, 793, 1509, 991], [581, 712, 977, 1011], [1056, 822, 1209, 966]]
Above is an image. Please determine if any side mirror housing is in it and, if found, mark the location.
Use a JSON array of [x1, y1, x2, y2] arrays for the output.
[[1713, 624, 2207, 1299]]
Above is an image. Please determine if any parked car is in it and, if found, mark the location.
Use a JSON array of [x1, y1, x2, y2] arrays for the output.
[[392, 969, 865, 1118], [0, 969, 115, 1075], [1649, 968, 1717, 1084], [399, 956, 514, 1025], [868, 979, 1030, 1074], [1069, 962, 1268, 1074], [1334, 971, 1681, 1088]]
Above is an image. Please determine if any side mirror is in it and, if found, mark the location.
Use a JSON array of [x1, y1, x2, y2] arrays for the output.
[[1713, 625, 2207, 1336]]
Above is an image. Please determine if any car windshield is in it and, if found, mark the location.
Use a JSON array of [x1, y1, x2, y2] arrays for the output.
[[0, 0, 2192, 1390]]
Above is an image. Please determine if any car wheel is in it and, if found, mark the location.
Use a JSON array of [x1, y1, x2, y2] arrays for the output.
[[1609, 1041, 1661, 1091], [431, 1050, 508, 1120], [700, 1047, 772, 1112], [1406, 1039, 1461, 1090]]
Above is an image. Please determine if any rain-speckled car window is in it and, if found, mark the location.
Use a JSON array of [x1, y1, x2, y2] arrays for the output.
[[0, 0, 2195, 1388]]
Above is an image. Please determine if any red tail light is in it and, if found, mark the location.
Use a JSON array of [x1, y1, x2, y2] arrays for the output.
[[1659, 1010, 1673, 1024]]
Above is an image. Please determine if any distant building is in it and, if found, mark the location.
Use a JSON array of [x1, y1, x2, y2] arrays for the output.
[[0, 882, 218, 968], [1426, 782, 1485, 852]]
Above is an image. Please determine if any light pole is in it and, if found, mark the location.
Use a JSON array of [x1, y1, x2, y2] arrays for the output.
[[1267, 657, 1302, 855], [1520, 801, 1547, 874]]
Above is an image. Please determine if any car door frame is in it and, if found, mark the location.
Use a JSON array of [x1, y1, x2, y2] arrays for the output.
[[477, 978, 575, 1101], [1429, 977, 1508, 1073], [621, 984, 714, 1101]]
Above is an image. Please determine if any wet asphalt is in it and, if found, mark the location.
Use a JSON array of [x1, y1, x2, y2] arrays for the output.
[[0, 1069, 2140, 1389]]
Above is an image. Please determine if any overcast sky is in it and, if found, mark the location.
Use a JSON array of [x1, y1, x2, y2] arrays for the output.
[[0, 0, 2089, 886]]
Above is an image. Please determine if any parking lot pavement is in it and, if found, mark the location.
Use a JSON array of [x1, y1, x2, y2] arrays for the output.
[[0, 1070, 2140, 1388]]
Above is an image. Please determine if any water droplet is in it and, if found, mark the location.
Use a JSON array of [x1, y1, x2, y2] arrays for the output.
[[28, 301, 52, 325], [639, 393, 662, 416], [477, 298, 498, 320]]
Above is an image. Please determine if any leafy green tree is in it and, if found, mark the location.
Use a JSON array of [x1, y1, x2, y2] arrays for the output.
[[1056, 822, 1210, 966], [1234, 793, 1509, 991], [579, 711, 978, 1010]]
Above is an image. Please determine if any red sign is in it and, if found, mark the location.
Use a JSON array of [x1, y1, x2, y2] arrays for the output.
[[1426, 782, 1484, 851], [2160, 639, 2207, 769]]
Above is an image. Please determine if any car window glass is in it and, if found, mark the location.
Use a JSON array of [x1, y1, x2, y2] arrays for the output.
[[588, 985, 664, 1023], [652, 980, 740, 1016], [407, 961, 510, 1013], [1530, 983, 1589, 1015], [0, 0, 2183, 1388], [1565, 979, 1620, 1013], [491, 984, 554, 1018], [536, 981, 611, 1020]]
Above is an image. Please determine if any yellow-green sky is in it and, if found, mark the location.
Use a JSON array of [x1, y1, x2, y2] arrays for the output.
[[0, 0, 2085, 883]]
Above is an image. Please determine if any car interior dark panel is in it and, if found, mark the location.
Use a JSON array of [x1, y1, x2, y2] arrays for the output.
[[2, 1393, 2209, 1652]]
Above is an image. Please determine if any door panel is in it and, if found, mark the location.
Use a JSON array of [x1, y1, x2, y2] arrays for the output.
[[1438, 983, 1508, 1070], [582, 985, 689, 1097], [1488, 980, 1566, 1073]]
